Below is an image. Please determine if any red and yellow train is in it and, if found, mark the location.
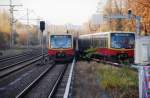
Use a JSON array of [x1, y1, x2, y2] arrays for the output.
[[79, 31, 135, 62], [48, 34, 75, 62]]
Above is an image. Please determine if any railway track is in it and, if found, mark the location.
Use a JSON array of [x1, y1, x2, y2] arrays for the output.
[[90, 58, 137, 71], [0, 58, 76, 98], [0, 49, 47, 69], [54, 59, 76, 98], [0, 54, 41, 70], [0, 50, 40, 64], [16, 63, 68, 98], [0, 49, 46, 62], [0, 54, 47, 78], [0, 56, 51, 98], [91, 58, 123, 66], [0, 50, 33, 62]]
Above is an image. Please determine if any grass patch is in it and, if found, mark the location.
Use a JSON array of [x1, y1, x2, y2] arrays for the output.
[[97, 64, 138, 98], [81, 48, 97, 59], [85, 48, 97, 53]]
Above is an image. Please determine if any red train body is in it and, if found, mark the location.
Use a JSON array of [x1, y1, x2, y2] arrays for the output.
[[48, 49, 75, 61], [96, 48, 134, 59], [48, 34, 75, 62]]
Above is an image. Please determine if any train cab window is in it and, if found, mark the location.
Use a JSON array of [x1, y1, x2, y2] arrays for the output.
[[50, 35, 72, 48], [111, 33, 135, 49]]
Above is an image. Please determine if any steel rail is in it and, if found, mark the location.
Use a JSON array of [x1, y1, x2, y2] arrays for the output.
[[91, 58, 137, 71], [48, 64, 68, 98], [15, 63, 55, 98], [0, 49, 42, 62], [0, 52, 31, 62], [0, 54, 42, 71], [0, 55, 47, 78]]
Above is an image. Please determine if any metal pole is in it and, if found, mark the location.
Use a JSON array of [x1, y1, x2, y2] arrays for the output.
[[41, 30, 44, 64], [26, 8, 29, 48], [37, 19, 41, 46], [10, 0, 14, 48], [10, 0, 22, 48], [0, 0, 22, 48], [138, 66, 143, 98], [135, 16, 141, 35]]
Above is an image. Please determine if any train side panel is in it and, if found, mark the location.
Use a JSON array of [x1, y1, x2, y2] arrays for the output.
[[79, 32, 135, 61], [96, 48, 134, 58]]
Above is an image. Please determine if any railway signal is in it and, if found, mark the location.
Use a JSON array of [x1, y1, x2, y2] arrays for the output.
[[40, 21, 45, 64], [40, 21, 45, 32]]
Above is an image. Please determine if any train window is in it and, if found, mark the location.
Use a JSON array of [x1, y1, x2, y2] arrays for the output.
[[91, 36, 94, 48], [98, 38, 108, 48], [93, 37, 96, 47], [50, 35, 72, 48], [96, 38, 100, 47], [93, 36, 100, 48], [111, 33, 135, 49], [105, 38, 108, 48]]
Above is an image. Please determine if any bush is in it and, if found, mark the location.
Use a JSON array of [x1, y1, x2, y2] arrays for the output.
[[97, 65, 138, 98]]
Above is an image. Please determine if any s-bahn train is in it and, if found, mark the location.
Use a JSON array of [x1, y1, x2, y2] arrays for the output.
[[48, 33, 75, 62], [79, 31, 135, 62]]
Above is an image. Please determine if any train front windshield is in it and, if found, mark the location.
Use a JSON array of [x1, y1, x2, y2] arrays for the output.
[[111, 33, 135, 49], [50, 35, 72, 48]]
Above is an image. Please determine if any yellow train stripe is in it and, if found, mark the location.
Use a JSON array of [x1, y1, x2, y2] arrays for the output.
[[48, 48, 73, 50], [108, 48, 134, 51]]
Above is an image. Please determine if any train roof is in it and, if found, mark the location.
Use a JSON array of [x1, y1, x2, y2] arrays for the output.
[[79, 31, 135, 37]]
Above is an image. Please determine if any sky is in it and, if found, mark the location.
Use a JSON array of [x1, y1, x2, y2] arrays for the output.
[[0, 0, 105, 25]]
